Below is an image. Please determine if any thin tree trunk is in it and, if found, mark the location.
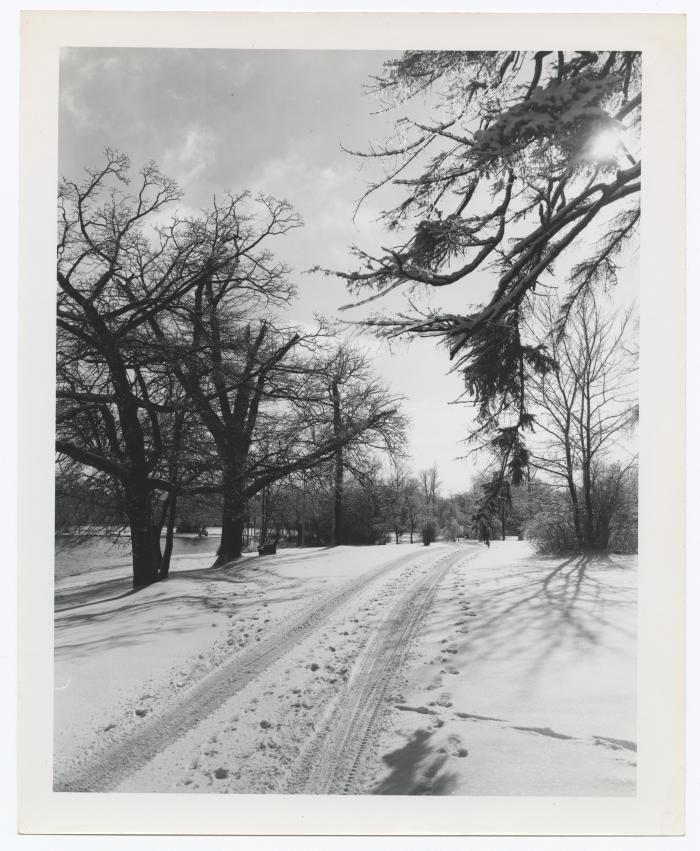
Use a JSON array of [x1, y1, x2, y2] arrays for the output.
[[159, 493, 177, 579], [260, 487, 272, 546], [582, 357, 596, 548], [567, 474, 584, 547], [331, 378, 344, 546], [332, 454, 343, 546], [299, 473, 306, 547], [582, 459, 595, 548], [562, 422, 584, 547]]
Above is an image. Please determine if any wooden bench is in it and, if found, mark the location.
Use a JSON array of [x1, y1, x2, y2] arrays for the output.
[[257, 542, 277, 556]]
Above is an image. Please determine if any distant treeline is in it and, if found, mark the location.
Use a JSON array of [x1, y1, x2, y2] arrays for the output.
[[57, 457, 637, 555]]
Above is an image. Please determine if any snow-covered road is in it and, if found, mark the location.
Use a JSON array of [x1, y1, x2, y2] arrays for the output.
[[53, 541, 636, 795]]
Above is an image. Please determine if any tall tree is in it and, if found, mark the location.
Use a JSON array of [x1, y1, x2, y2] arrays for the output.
[[323, 51, 640, 538], [140, 185, 304, 565], [526, 293, 637, 548], [417, 463, 441, 544], [56, 151, 213, 587], [384, 461, 410, 544], [419, 464, 441, 508], [322, 344, 406, 546]]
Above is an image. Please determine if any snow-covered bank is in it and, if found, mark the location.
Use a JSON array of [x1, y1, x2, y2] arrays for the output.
[[53, 541, 636, 795], [54, 530, 223, 581]]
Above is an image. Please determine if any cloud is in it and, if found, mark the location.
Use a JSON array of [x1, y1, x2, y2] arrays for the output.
[[162, 123, 215, 187], [59, 87, 94, 133]]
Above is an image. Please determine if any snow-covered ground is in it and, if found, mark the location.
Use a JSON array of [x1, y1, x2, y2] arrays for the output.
[[53, 540, 636, 795], [367, 542, 637, 796]]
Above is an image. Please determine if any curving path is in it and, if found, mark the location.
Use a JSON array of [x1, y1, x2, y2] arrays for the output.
[[55, 546, 453, 792]]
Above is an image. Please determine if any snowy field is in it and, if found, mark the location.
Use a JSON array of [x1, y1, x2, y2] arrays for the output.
[[53, 541, 636, 795]]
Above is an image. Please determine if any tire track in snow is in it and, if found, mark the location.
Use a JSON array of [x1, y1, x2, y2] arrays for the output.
[[291, 548, 476, 794], [55, 546, 449, 792]]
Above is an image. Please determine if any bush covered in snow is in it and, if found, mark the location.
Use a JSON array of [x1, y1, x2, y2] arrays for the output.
[[525, 511, 580, 554]]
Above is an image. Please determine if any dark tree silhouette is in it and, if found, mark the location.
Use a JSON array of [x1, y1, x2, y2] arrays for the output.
[[56, 151, 214, 587]]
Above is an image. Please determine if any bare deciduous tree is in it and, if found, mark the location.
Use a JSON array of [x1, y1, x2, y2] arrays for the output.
[[321, 344, 406, 546], [56, 151, 210, 587], [527, 293, 637, 549]]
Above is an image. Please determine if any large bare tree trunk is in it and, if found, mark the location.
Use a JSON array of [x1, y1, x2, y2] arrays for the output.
[[119, 385, 161, 587], [217, 512, 245, 564], [125, 480, 161, 588], [215, 469, 246, 565]]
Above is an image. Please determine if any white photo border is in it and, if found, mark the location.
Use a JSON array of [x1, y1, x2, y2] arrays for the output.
[[17, 10, 686, 836]]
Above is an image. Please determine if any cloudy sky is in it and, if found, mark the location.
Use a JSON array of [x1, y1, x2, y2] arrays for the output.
[[59, 47, 490, 493], [58, 48, 637, 493]]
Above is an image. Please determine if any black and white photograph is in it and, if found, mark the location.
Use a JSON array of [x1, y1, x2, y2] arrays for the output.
[[51, 44, 644, 797], [13, 9, 687, 837]]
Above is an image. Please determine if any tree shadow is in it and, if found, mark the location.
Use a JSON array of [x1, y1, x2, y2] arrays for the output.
[[454, 552, 636, 679], [54, 551, 322, 657], [55, 576, 140, 612], [53, 590, 245, 657], [373, 729, 459, 795], [53, 554, 280, 613], [53, 541, 399, 615]]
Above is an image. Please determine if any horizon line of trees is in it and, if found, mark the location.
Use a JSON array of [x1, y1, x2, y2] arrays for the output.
[[58, 448, 639, 557]]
